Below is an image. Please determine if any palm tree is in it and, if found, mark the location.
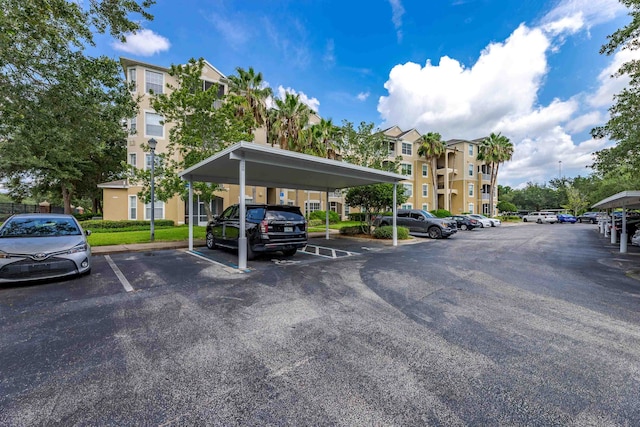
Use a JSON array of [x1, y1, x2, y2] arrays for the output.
[[417, 132, 446, 210], [271, 93, 311, 152], [477, 132, 514, 217], [305, 118, 340, 158], [228, 67, 273, 134]]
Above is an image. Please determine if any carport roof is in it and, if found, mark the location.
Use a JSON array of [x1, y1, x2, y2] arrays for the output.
[[179, 141, 406, 191], [592, 190, 640, 210]]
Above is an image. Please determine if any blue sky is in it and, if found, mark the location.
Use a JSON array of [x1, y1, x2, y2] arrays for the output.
[[96, 0, 634, 188]]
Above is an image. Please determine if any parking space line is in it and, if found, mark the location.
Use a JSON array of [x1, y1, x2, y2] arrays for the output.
[[186, 250, 250, 273], [300, 244, 360, 259], [105, 255, 134, 292]]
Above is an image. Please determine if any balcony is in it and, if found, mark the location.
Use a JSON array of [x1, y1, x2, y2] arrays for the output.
[[482, 173, 491, 182], [437, 184, 458, 195], [436, 167, 458, 176], [481, 193, 491, 201]]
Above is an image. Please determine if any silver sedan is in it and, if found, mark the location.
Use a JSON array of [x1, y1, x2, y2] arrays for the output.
[[0, 214, 91, 282]]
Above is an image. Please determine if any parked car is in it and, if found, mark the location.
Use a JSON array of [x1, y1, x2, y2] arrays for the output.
[[0, 213, 91, 282], [374, 209, 457, 239], [632, 229, 640, 247], [206, 204, 307, 260], [613, 216, 640, 243], [469, 214, 501, 227], [447, 215, 480, 231], [576, 212, 602, 224], [465, 214, 491, 228], [557, 213, 577, 223], [522, 212, 558, 224]]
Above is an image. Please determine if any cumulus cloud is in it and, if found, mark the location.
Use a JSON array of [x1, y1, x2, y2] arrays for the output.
[[111, 29, 170, 56], [266, 85, 320, 113], [377, 0, 631, 187]]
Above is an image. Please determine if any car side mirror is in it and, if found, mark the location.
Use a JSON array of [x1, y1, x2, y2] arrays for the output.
[[213, 214, 220, 221], [85, 230, 91, 236]]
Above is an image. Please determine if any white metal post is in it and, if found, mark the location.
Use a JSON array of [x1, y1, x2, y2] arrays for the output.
[[238, 157, 247, 269], [393, 183, 397, 246], [325, 191, 330, 240], [188, 179, 193, 251], [621, 206, 628, 253], [611, 212, 617, 244]]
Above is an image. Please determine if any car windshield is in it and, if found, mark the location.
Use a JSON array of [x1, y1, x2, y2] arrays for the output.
[[0, 217, 81, 237], [419, 210, 435, 218]]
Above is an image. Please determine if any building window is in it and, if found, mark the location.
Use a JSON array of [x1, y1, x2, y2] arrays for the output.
[[128, 153, 137, 168], [468, 184, 474, 196], [387, 141, 396, 156], [145, 112, 163, 137], [145, 153, 163, 171], [401, 163, 412, 176], [305, 201, 321, 213], [468, 163, 474, 177], [468, 144, 473, 156], [422, 203, 428, 211], [145, 70, 164, 94], [468, 203, 474, 214], [401, 142, 412, 155], [422, 164, 428, 177], [403, 183, 413, 197], [345, 204, 350, 216], [129, 117, 137, 134], [145, 200, 164, 220], [128, 68, 136, 91], [401, 203, 412, 209], [128, 195, 137, 220], [422, 184, 428, 197]]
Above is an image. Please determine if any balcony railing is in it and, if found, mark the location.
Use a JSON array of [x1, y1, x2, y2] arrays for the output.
[[481, 193, 491, 200]]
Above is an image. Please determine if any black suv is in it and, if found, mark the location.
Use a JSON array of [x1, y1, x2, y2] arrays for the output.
[[206, 204, 307, 259], [374, 209, 457, 238]]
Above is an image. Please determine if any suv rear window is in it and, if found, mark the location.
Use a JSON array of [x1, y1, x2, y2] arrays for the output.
[[266, 209, 304, 221]]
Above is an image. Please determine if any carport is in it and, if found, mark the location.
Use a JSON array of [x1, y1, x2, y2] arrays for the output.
[[592, 190, 640, 253], [179, 142, 406, 269]]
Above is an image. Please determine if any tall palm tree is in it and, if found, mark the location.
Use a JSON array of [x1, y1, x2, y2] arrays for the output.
[[305, 118, 340, 158], [228, 67, 273, 134], [271, 92, 311, 152], [477, 132, 514, 217], [417, 132, 446, 210]]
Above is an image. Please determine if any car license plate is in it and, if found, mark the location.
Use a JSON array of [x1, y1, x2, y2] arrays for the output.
[[284, 226, 293, 232]]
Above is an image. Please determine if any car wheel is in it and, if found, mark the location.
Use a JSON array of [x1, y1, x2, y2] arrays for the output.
[[523, 218, 528, 222], [428, 226, 442, 239], [537, 219, 542, 224], [591, 219, 597, 224], [246, 241, 256, 261], [460, 224, 468, 230], [282, 248, 297, 257], [578, 218, 583, 223], [206, 231, 216, 249]]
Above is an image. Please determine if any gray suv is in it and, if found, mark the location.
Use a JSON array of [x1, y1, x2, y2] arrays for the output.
[[374, 209, 457, 239]]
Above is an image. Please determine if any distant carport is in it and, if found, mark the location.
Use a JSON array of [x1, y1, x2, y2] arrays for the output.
[[592, 190, 640, 253], [179, 141, 406, 269]]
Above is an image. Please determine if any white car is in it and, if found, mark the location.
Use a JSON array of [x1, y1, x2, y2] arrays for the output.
[[468, 214, 493, 228], [632, 229, 640, 247], [522, 211, 558, 224]]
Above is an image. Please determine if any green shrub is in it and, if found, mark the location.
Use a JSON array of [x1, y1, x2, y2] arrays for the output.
[[373, 225, 409, 239], [73, 212, 97, 221], [339, 225, 370, 235], [308, 219, 324, 227], [347, 212, 368, 222], [431, 209, 452, 218], [80, 219, 175, 231], [308, 210, 340, 223]]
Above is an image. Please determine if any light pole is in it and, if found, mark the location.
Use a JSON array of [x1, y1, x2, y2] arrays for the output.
[[148, 138, 157, 242], [558, 160, 562, 178]]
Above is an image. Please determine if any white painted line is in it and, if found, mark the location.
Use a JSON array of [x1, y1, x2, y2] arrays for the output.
[[299, 244, 360, 259], [105, 255, 134, 293], [186, 250, 248, 274]]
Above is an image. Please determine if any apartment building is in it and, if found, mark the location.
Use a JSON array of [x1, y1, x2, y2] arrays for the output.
[[382, 128, 496, 215], [98, 57, 340, 225]]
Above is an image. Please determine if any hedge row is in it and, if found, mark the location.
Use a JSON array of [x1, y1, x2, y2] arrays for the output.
[[373, 225, 409, 240], [80, 219, 175, 230]]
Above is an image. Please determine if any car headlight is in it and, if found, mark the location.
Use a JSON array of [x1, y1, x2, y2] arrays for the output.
[[67, 243, 88, 254], [0, 250, 9, 259]]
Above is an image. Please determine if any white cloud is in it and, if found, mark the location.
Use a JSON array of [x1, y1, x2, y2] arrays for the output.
[[324, 39, 336, 67], [111, 29, 170, 56], [357, 91, 370, 101], [206, 13, 250, 48], [376, 0, 631, 187], [267, 85, 320, 113], [388, 0, 405, 43]]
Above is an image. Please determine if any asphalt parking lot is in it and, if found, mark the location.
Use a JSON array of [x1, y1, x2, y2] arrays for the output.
[[1, 223, 639, 425]]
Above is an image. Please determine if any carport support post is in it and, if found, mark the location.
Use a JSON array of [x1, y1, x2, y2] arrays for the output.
[[621, 206, 628, 253], [611, 212, 617, 245], [188, 179, 193, 251], [325, 191, 330, 240], [238, 156, 247, 269], [393, 183, 397, 246]]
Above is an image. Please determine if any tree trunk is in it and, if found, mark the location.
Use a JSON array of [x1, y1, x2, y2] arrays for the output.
[[490, 163, 500, 217], [62, 185, 73, 214], [431, 158, 438, 210]]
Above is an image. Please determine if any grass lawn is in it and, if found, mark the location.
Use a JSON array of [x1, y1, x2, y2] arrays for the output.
[[87, 226, 206, 246], [308, 221, 363, 233]]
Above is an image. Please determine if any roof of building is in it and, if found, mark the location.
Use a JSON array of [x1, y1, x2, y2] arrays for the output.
[[97, 179, 129, 189]]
